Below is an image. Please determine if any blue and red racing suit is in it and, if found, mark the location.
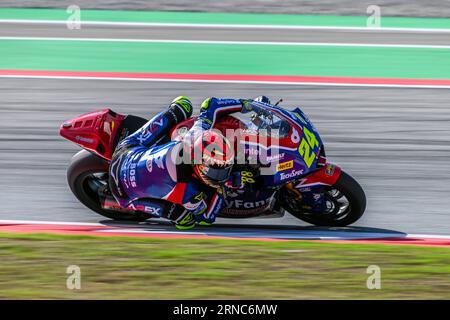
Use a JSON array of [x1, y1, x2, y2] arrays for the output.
[[109, 97, 243, 228]]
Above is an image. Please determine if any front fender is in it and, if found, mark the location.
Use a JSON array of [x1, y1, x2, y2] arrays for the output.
[[294, 163, 342, 188]]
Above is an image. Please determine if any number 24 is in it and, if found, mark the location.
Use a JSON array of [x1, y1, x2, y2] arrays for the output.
[[298, 127, 319, 168]]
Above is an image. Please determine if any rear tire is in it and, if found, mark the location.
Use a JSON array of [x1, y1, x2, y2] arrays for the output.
[[282, 171, 366, 227], [67, 150, 149, 221]]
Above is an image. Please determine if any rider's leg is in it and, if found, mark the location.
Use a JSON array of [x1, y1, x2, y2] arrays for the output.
[[117, 96, 193, 149], [128, 198, 196, 229], [109, 96, 193, 208]]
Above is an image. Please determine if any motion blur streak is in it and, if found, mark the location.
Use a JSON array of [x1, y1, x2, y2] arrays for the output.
[[1, 78, 449, 234]]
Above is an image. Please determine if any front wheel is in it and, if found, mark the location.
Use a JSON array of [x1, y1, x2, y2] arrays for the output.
[[281, 171, 366, 227]]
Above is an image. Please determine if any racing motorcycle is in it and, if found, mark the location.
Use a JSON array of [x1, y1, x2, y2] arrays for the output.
[[60, 98, 366, 226]]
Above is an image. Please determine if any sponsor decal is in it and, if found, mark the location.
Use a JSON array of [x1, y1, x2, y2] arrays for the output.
[[241, 146, 286, 163], [222, 194, 275, 216], [224, 196, 273, 209], [243, 147, 260, 157], [280, 169, 304, 181], [127, 203, 162, 216], [241, 171, 255, 184], [217, 99, 239, 105], [137, 118, 163, 144], [75, 135, 94, 144], [128, 163, 137, 188], [276, 160, 294, 172], [325, 164, 336, 176], [290, 127, 300, 144], [144, 206, 161, 215], [266, 152, 285, 162], [221, 206, 271, 216], [298, 126, 319, 168]]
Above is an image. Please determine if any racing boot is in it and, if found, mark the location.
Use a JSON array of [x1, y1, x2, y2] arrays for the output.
[[174, 210, 196, 230]]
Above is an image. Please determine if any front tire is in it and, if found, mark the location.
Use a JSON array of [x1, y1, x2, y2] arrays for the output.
[[281, 171, 366, 226], [67, 150, 149, 221]]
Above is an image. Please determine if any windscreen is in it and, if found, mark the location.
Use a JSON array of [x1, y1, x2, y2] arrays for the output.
[[239, 101, 290, 138]]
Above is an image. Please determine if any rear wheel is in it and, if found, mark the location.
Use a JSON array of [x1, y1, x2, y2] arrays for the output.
[[67, 150, 149, 221], [281, 171, 366, 226]]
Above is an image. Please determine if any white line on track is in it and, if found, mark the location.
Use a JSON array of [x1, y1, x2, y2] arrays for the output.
[[0, 219, 103, 227], [1, 36, 450, 50], [1, 19, 450, 34], [1, 75, 450, 89]]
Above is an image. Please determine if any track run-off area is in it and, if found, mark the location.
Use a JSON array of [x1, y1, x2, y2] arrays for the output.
[[0, 8, 450, 244]]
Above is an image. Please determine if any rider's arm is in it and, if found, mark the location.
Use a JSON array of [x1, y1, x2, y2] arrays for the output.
[[191, 97, 243, 131], [200, 97, 243, 126], [179, 97, 243, 147]]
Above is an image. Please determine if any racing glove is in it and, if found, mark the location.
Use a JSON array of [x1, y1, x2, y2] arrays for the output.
[[195, 192, 224, 226]]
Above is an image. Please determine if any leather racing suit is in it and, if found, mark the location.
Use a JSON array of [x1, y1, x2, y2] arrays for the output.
[[108, 97, 243, 229]]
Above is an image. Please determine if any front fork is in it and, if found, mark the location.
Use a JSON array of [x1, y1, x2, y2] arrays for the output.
[[285, 163, 342, 213]]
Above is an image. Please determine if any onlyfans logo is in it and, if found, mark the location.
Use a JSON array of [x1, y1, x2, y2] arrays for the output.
[[280, 169, 303, 180]]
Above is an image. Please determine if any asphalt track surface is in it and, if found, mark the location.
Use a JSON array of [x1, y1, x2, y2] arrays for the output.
[[0, 23, 450, 236], [3, 23, 450, 46]]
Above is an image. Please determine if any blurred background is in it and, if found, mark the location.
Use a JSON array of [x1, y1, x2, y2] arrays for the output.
[[1, 0, 450, 17]]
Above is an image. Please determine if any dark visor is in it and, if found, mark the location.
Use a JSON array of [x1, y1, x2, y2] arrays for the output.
[[203, 165, 233, 182]]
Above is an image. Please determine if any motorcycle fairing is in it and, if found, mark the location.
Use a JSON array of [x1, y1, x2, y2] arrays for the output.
[[60, 108, 126, 161], [219, 187, 278, 218], [294, 164, 342, 190], [60, 109, 148, 161]]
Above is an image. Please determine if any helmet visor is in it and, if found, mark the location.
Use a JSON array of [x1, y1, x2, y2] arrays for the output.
[[202, 164, 233, 183]]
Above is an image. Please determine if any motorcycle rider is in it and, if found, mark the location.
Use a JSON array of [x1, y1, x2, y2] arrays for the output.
[[109, 96, 243, 229]]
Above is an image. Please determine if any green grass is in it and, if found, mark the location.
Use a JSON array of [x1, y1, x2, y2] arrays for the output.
[[0, 232, 449, 299]]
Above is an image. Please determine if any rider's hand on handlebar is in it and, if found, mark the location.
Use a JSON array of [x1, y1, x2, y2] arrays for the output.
[[199, 97, 243, 126]]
